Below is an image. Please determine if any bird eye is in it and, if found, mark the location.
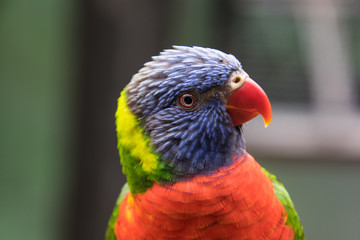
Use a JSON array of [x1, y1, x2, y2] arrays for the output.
[[179, 93, 196, 109]]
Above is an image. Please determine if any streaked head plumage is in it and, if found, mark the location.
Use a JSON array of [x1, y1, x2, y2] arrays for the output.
[[126, 46, 241, 119], [120, 46, 245, 180]]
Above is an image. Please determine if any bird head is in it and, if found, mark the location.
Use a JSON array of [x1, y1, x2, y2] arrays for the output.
[[116, 46, 272, 193]]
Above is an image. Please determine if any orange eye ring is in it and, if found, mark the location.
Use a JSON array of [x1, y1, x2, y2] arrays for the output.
[[180, 93, 196, 108]]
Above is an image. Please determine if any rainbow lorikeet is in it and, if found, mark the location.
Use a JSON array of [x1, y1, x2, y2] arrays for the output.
[[106, 46, 305, 240]]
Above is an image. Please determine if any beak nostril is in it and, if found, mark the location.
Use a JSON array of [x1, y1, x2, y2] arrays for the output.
[[233, 77, 241, 84]]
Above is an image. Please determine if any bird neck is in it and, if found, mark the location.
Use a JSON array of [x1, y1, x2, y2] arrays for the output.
[[116, 91, 245, 194], [116, 91, 173, 194]]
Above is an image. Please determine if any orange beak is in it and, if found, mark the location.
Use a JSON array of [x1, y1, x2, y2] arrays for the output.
[[226, 78, 272, 127]]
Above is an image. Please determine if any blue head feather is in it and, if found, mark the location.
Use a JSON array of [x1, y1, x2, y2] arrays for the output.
[[126, 46, 245, 178]]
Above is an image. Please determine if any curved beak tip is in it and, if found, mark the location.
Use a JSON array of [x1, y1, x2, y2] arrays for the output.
[[261, 107, 272, 128], [263, 117, 272, 128]]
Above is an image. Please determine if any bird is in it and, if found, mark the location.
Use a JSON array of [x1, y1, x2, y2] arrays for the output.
[[106, 46, 305, 240]]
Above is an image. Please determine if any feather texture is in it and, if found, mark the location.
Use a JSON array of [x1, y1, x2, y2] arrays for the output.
[[114, 154, 294, 240], [107, 46, 305, 239]]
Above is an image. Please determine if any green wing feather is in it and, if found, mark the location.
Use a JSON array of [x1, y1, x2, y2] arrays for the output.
[[105, 183, 130, 240], [262, 168, 305, 240]]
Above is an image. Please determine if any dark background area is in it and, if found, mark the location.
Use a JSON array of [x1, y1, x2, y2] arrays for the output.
[[1, 0, 360, 240]]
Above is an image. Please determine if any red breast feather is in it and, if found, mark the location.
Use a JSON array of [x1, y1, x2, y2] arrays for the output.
[[115, 153, 294, 240]]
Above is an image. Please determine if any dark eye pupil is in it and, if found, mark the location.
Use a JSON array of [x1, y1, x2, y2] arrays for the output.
[[183, 96, 193, 105], [179, 93, 196, 108]]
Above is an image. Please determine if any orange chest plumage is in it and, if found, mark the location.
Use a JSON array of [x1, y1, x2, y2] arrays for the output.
[[115, 154, 294, 240]]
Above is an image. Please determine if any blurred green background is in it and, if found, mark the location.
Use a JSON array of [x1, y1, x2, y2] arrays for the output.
[[1, 0, 360, 239]]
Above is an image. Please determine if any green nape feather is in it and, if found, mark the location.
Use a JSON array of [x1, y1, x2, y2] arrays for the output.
[[262, 168, 305, 240], [115, 91, 172, 194], [106, 183, 130, 240]]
